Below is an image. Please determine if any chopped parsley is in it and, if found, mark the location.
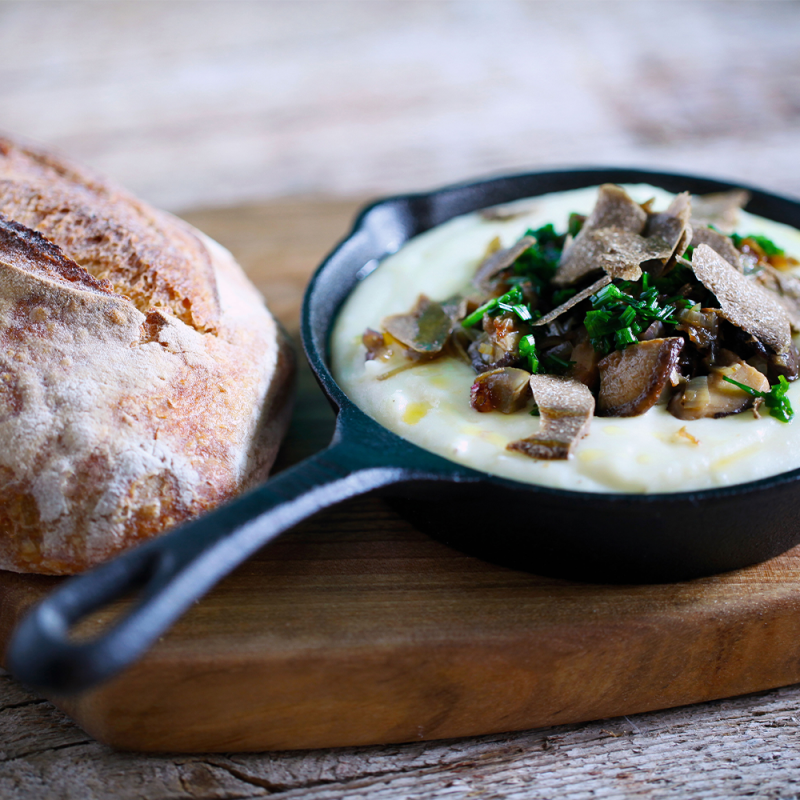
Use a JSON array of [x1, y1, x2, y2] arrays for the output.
[[722, 375, 795, 423]]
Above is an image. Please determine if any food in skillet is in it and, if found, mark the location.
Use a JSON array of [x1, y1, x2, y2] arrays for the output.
[[332, 184, 800, 493]]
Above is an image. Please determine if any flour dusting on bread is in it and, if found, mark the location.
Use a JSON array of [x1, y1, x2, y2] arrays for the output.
[[0, 136, 293, 574]]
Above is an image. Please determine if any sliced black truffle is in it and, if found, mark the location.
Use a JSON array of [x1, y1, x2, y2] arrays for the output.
[[645, 192, 693, 269], [691, 226, 742, 271], [593, 228, 676, 281], [554, 185, 647, 286], [507, 375, 595, 459], [691, 244, 792, 354], [473, 235, 535, 292], [533, 275, 611, 327], [691, 190, 750, 234], [382, 295, 453, 355]]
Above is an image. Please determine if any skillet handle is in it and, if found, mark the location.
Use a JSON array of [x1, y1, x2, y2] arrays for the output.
[[5, 435, 407, 694]]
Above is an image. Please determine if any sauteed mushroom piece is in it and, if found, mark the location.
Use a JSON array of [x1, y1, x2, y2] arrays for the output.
[[554, 185, 648, 286], [598, 338, 684, 416], [470, 367, 532, 413], [468, 311, 529, 373], [383, 295, 453, 355], [507, 375, 595, 459], [691, 244, 792, 355], [674, 305, 721, 351], [668, 362, 769, 420], [569, 338, 601, 390]]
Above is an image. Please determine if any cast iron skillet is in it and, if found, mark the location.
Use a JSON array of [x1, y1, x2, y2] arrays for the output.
[[8, 168, 800, 694]]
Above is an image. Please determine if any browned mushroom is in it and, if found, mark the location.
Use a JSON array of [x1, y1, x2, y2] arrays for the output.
[[507, 375, 595, 459], [674, 305, 721, 351], [363, 328, 387, 361], [554, 185, 648, 286], [668, 361, 769, 420], [597, 338, 684, 416], [468, 311, 529, 373], [382, 295, 453, 355], [690, 226, 742, 271], [691, 244, 792, 355], [569, 338, 601, 391], [473, 235, 535, 292], [470, 367, 532, 413]]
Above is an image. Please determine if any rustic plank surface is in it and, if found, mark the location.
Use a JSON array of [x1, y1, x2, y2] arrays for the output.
[[2, 197, 800, 794], [2, 0, 800, 795], [1, 2, 799, 212]]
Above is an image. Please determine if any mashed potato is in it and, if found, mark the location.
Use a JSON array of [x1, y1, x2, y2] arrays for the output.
[[332, 185, 800, 493]]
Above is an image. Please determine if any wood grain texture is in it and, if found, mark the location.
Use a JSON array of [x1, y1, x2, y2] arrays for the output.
[[2, 197, 800, 794], [3, 199, 800, 780], [1, 2, 799, 212]]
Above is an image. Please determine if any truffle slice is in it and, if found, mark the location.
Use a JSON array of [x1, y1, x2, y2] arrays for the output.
[[507, 375, 594, 460], [554, 185, 647, 286], [691, 226, 742, 271], [592, 229, 676, 281], [756, 265, 800, 333], [691, 244, 791, 354], [533, 275, 611, 327], [473, 235, 535, 291], [598, 338, 684, 417], [645, 192, 693, 268], [691, 190, 750, 234], [382, 295, 453, 355]]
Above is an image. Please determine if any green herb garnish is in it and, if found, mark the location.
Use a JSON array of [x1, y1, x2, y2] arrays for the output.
[[731, 233, 784, 257], [722, 375, 795, 423], [518, 333, 540, 373], [513, 224, 564, 291], [567, 212, 585, 238], [461, 287, 534, 328], [583, 281, 682, 356], [542, 353, 575, 374]]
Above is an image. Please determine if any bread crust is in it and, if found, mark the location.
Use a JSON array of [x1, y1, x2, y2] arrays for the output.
[[0, 137, 294, 574]]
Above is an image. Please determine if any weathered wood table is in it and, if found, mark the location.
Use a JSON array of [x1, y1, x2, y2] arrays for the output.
[[3, 197, 800, 798], [3, 1, 800, 796]]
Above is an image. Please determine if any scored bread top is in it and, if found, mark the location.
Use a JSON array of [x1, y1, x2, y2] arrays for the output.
[[0, 137, 293, 574]]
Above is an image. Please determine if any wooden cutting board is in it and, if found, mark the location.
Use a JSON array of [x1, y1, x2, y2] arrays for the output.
[[3, 198, 800, 753]]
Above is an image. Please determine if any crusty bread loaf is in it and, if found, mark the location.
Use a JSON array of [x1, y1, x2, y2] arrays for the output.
[[0, 136, 294, 574]]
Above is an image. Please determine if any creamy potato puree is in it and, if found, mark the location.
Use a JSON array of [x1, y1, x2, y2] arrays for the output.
[[331, 185, 800, 493]]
